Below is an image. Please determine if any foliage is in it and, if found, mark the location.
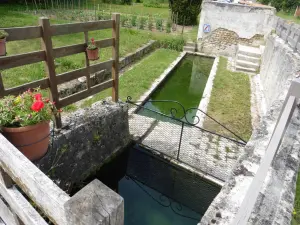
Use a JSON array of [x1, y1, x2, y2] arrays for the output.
[[0, 30, 9, 39], [155, 18, 163, 31], [121, 15, 129, 26], [143, 0, 168, 8], [169, 0, 202, 25], [87, 38, 97, 50], [131, 15, 137, 27], [138, 17, 147, 29], [293, 171, 300, 224], [166, 20, 171, 33], [156, 36, 184, 51], [102, 0, 133, 5], [148, 16, 153, 30], [0, 89, 58, 128], [258, 0, 299, 11]]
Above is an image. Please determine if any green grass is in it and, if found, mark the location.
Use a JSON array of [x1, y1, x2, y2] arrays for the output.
[[82, 49, 180, 107], [293, 172, 300, 224], [277, 11, 300, 24], [203, 57, 252, 141]]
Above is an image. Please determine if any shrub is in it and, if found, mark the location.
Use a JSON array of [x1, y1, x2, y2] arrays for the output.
[[169, 0, 202, 25], [148, 17, 153, 30], [0, 30, 9, 39], [138, 17, 147, 29], [131, 15, 137, 27], [155, 18, 163, 31], [143, 0, 168, 8], [166, 20, 171, 33], [157, 36, 185, 51], [102, 0, 132, 5], [121, 15, 128, 27]]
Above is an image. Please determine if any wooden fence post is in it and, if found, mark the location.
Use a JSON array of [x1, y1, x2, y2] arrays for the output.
[[84, 31, 91, 89], [39, 17, 62, 128], [112, 13, 120, 102], [0, 73, 5, 98]]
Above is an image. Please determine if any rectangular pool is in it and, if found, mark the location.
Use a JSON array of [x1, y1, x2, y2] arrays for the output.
[[75, 146, 220, 225], [138, 54, 214, 122]]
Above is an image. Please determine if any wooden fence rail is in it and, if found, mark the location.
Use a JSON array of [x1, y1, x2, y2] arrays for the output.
[[0, 15, 120, 128], [0, 133, 124, 225]]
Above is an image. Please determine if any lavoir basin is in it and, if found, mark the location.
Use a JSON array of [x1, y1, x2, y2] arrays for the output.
[[138, 54, 215, 122], [79, 145, 220, 225]]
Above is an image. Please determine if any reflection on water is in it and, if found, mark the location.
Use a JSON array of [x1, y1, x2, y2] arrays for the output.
[[138, 55, 214, 122], [79, 146, 220, 225]]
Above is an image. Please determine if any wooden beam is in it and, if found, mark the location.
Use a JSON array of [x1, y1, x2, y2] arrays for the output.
[[0, 72, 5, 98], [89, 59, 114, 74], [0, 197, 21, 225], [0, 134, 70, 225], [3, 26, 42, 42], [84, 31, 91, 89], [51, 20, 113, 36], [4, 78, 49, 96], [112, 13, 120, 102], [39, 17, 62, 128], [0, 51, 46, 70], [53, 38, 113, 58], [59, 79, 113, 107]]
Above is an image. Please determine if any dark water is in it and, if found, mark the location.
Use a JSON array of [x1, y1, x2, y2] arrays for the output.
[[80, 145, 220, 225], [138, 55, 214, 122]]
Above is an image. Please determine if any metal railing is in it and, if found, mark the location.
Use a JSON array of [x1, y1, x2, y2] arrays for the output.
[[127, 96, 247, 182], [231, 78, 300, 225]]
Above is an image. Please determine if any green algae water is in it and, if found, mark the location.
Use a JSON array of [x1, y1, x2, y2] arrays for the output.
[[138, 54, 214, 122], [80, 146, 220, 225]]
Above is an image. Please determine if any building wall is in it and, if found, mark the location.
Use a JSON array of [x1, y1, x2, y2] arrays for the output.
[[198, 2, 276, 40]]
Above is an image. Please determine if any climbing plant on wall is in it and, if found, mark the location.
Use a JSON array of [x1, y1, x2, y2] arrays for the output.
[[168, 0, 202, 25]]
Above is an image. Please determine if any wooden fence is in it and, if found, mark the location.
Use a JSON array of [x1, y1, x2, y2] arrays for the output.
[[0, 14, 120, 128], [0, 132, 123, 225]]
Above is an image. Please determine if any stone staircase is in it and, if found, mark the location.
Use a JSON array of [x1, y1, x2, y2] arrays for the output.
[[183, 42, 197, 52], [235, 44, 262, 73]]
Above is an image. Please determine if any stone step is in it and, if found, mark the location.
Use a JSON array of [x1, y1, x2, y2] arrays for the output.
[[237, 53, 260, 64], [235, 65, 257, 73], [238, 44, 261, 58], [183, 46, 196, 52], [236, 59, 260, 70], [186, 42, 197, 47]]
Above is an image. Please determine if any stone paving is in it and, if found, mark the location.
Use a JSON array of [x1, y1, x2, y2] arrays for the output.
[[129, 114, 245, 182]]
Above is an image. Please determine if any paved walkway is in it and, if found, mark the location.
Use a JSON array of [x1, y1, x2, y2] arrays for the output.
[[129, 114, 245, 182]]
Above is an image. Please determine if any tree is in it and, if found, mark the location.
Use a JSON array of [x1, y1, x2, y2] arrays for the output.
[[169, 0, 202, 26]]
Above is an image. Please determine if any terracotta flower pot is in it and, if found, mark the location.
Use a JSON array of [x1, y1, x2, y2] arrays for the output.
[[0, 38, 6, 56], [86, 47, 99, 61], [2, 122, 50, 161]]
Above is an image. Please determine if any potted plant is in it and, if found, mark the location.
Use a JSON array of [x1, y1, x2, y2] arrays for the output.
[[86, 38, 99, 60], [0, 89, 59, 161], [0, 30, 9, 56]]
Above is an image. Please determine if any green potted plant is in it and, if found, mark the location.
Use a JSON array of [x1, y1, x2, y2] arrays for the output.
[[0, 89, 60, 161], [0, 30, 9, 56], [86, 38, 99, 60]]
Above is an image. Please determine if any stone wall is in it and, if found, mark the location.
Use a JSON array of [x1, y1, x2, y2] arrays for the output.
[[197, 1, 275, 56], [198, 2, 275, 40], [36, 99, 131, 192], [260, 34, 300, 110], [58, 40, 157, 98], [199, 80, 300, 225], [198, 28, 264, 56]]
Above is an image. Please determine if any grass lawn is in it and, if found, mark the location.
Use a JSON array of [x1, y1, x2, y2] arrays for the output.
[[277, 11, 300, 24], [82, 48, 180, 107], [203, 57, 252, 141], [293, 172, 300, 224]]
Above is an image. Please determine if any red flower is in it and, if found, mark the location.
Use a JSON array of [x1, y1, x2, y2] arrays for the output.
[[45, 99, 50, 103], [34, 93, 42, 101], [57, 109, 63, 113], [91, 38, 95, 42], [31, 101, 44, 112]]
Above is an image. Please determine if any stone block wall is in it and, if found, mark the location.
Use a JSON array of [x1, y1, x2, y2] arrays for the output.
[[198, 28, 264, 56], [197, 1, 275, 56], [260, 34, 300, 110], [36, 100, 131, 192]]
